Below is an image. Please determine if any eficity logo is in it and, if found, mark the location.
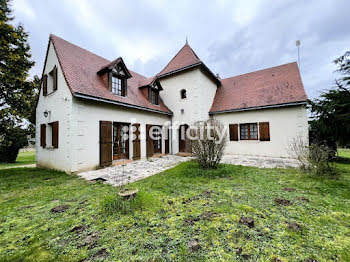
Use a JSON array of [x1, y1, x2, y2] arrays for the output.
[[113, 120, 228, 144]]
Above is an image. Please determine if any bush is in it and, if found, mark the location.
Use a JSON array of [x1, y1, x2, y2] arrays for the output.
[[187, 119, 227, 169], [307, 144, 337, 175], [287, 135, 337, 176], [0, 127, 28, 163]]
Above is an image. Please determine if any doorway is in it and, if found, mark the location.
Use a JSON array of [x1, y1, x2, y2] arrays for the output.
[[179, 124, 190, 153], [113, 122, 129, 160]]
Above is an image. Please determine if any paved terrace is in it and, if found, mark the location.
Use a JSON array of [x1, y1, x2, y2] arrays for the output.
[[78, 155, 300, 187]]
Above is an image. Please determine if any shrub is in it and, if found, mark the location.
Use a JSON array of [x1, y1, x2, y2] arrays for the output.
[[287, 135, 337, 176], [307, 144, 337, 175], [187, 119, 227, 169]]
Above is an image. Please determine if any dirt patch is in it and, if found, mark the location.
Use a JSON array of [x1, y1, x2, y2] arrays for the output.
[[187, 240, 200, 252], [296, 196, 310, 202], [70, 225, 88, 234], [305, 259, 319, 262], [275, 198, 292, 206], [51, 205, 69, 213], [79, 232, 99, 248], [90, 248, 108, 260], [202, 190, 212, 197], [239, 217, 255, 228], [200, 211, 216, 220], [286, 221, 302, 231], [183, 216, 200, 226], [283, 187, 296, 192]]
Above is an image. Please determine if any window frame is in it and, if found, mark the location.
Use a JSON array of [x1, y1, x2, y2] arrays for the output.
[[149, 87, 159, 105], [240, 123, 258, 140], [110, 73, 127, 97]]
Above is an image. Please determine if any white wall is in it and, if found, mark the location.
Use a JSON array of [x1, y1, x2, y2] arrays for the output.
[[36, 41, 74, 172], [159, 67, 217, 153], [213, 105, 308, 158], [70, 99, 171, 172]]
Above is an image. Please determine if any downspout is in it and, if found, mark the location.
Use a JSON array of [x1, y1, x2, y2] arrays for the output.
[[170, 117, 173, 155]]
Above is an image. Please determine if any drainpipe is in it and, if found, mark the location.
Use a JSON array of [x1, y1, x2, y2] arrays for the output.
[[170, 117, 173, 155]]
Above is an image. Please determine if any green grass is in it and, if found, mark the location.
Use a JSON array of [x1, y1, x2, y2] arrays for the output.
[[0, 151, 35, 169], [1, 157, 350, 261], [339, 148, 350, 159]]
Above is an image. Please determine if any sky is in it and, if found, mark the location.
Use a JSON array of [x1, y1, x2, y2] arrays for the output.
[[10, 0, 350, 99]]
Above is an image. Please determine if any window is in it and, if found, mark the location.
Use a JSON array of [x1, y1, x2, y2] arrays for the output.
[[149, 88, 159, 105], [180, 89, 186, 99], [43, 66, 57, 96], [240, 123, 258, 140], [41, 121, 59, 148], [111, 75, 126, 96]]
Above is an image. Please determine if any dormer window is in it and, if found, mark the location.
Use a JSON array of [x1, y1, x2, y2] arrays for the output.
[[111, 75, 126, 96], [180, 89, 186, 99], [149, 88, 159, 105]]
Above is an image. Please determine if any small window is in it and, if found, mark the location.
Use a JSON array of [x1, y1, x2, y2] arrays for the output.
[[149, 88, 159, 105], [111, 75, 126, 96], [180, 89, 186, 99], [43, 66, 57, 96], [240, 123, 258, 140]]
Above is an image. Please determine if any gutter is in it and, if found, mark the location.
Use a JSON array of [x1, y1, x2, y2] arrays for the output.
[[209, 101, 308, 115], [74, 92, 173, 116]]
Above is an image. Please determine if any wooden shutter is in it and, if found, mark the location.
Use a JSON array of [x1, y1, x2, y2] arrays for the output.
[[53, 66, 58, 91], [100, 121, 113, 167], [165, 128, 170, 154], [43, 75, 48, 96], [259, 122, 270, 141], [40, 124, 46, 148], [52, 121, 59, 148], [146, 124, 154, 157], [229, 124, 238, 141], [132, 123, 141, 160]]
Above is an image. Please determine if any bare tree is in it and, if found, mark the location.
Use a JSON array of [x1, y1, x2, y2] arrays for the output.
[[187, 119, 227, 168]]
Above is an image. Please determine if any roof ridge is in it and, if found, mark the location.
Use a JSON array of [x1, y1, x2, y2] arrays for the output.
[[222, 62, 298, 81]]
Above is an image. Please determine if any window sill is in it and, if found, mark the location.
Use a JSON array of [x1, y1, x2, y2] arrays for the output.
[[43, 146, 57, 150]]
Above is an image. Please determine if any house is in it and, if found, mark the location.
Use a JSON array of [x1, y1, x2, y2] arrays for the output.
[[36, 35, 308, 172]]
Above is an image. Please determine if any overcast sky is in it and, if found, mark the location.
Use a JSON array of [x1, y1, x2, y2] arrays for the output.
[[11, 0, 350, 99]]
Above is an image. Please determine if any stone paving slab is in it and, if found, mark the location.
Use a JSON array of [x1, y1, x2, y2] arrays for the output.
[[78, 155, 189, 187], [221, 155, 300, 168], [78, 154, 300, 187]]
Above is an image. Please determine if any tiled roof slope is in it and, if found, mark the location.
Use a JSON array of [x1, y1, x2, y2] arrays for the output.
[[157, 43, 201, 76], [50, 34, 171, 114], [210, 62, 308, 113]]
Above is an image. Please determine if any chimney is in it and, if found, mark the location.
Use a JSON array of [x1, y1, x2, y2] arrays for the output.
[[216, 74, 220, 79]]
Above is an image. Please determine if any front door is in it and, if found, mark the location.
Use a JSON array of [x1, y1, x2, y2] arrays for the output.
[[113, 123, 129, 160], [179, 124, 190, 153]]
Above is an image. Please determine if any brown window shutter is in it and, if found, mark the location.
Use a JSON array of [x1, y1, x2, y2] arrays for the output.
[[52, 121, 59, 148], [259, 122, 270, 141], [229, 124, 238, 141], [40, 124, 46, 148], [123, 79, 127, 96], [43, 75, 48, 96], [53, 66, 58, 91]]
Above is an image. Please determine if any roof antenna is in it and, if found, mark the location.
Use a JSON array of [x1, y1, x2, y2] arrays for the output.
[[296, 40, 301, 70], [186, 36, 188, 45]]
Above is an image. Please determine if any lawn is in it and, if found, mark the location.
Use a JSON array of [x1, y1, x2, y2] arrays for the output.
[[0, 154, 350, 261], [0, 151, 35, 169]]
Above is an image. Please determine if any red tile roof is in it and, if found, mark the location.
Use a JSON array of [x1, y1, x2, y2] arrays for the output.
[[157, 43, 201, 76], [209, 62, 308, 113], [50, 34, 171, 114]]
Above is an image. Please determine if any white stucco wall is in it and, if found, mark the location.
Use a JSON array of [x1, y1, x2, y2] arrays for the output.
[[159, 67, 217, 153], [213, 105, 308, 158], [35, 41, 74, 172], [70, 99, 171, 172]]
